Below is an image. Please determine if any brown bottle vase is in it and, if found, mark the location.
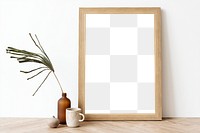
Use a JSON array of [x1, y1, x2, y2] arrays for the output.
[[58, 93, 71, 124]]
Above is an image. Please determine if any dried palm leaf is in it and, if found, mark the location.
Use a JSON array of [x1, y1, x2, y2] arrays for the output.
[[6, 33, 63, 96]]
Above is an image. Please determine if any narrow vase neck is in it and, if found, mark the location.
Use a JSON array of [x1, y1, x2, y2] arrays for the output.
[[62, 93, 67, 97]]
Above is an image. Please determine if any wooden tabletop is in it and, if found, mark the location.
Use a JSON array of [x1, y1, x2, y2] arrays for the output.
[[0, 118, 200, 133]]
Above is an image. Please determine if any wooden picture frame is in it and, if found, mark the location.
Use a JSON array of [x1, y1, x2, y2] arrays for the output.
[[78, 7, 162, 120]]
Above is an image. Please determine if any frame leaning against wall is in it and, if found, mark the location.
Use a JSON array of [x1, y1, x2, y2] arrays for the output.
[[78, 7, 162, 120]]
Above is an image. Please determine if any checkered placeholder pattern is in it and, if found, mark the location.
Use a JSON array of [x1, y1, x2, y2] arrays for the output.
[[85, 14, 155, 114]]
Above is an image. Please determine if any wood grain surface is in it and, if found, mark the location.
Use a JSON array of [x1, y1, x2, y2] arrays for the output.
[[0, 118, 200, 133]]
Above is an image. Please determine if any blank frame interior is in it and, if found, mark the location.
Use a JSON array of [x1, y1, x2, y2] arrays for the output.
[[79, 8, 162, 120]]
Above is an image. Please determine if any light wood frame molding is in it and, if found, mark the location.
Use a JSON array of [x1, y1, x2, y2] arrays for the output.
[[78, 7, 162, 120]]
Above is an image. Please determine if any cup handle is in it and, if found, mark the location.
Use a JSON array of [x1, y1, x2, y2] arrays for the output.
[[79, 113, 85, 122]]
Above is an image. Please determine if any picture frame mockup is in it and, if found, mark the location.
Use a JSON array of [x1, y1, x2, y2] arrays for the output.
[[78, 7, 162, 120]]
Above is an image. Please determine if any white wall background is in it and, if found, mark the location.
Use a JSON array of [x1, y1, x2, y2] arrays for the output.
[[0, 0, 200, 117]]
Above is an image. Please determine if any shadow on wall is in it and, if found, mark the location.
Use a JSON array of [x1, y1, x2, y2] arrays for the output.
[[161, 9, 176, 117]]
